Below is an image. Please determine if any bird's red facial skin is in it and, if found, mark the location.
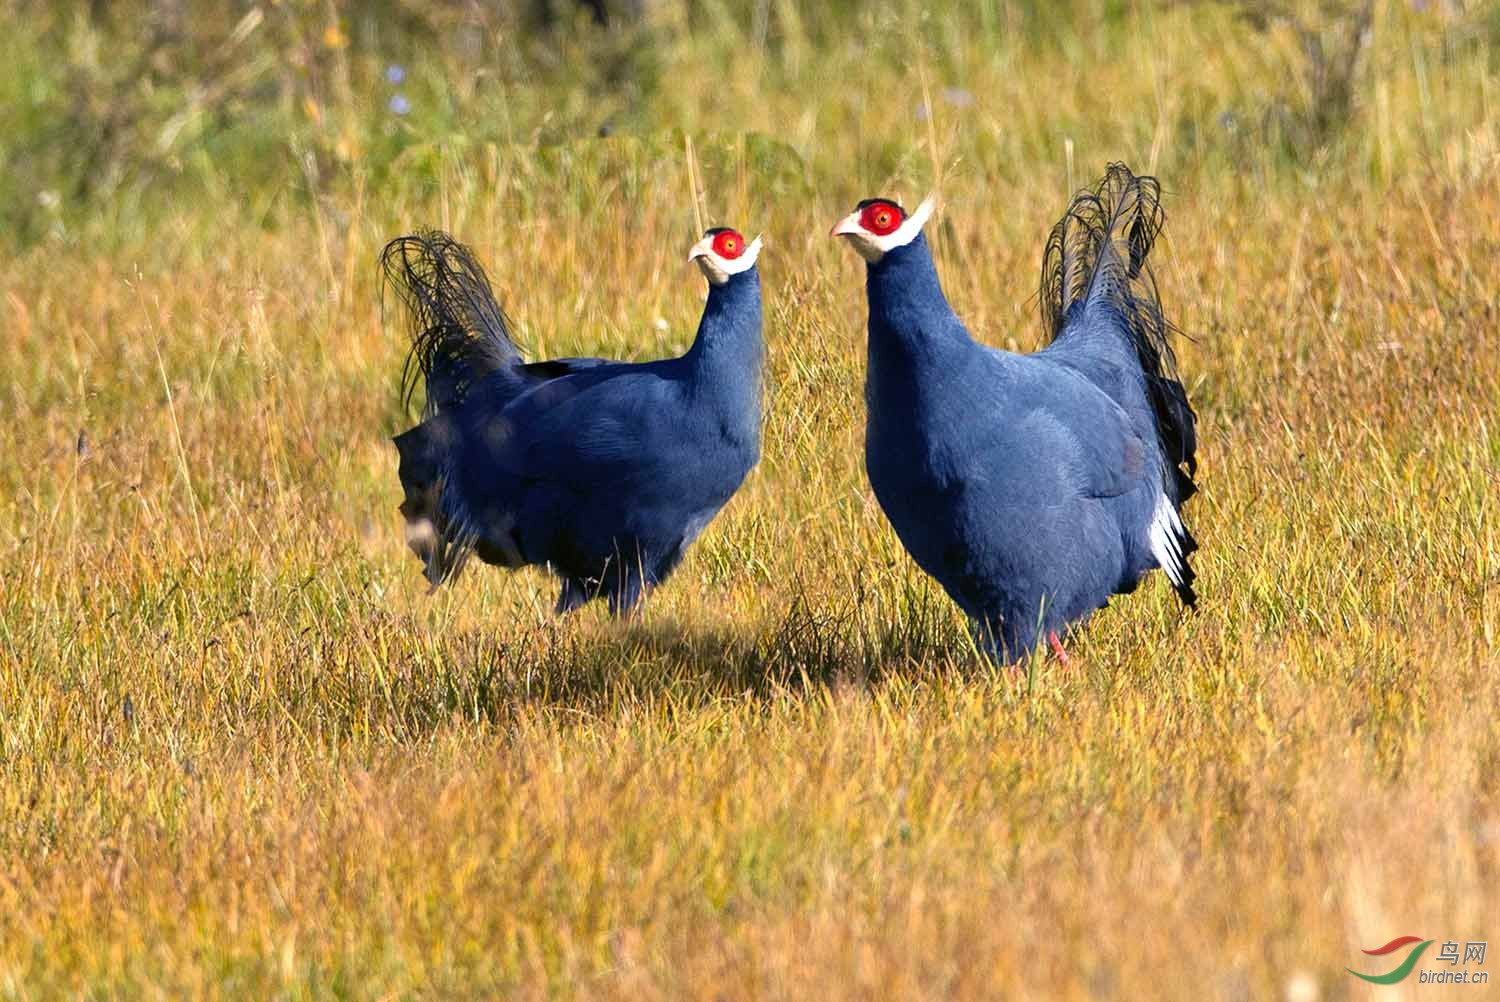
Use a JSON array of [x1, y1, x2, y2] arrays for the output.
[[859, 201, 904, 236], [712, 230, 745, 259]]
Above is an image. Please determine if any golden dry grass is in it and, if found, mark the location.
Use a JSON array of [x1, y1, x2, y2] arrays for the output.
[[2, 1, 1498, 998]]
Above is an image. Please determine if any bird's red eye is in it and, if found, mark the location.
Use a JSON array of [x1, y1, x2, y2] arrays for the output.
[[859, 201, 904, 236], [712, 230, 744, 259]]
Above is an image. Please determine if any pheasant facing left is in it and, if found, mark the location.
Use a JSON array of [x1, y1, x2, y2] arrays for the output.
[[386, 226, 764, 615], [831, 165, 1199, 663]]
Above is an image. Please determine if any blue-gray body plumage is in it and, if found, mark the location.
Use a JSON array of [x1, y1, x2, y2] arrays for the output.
[[386, 232, 762, 615], [855, 166, 1198, 661]]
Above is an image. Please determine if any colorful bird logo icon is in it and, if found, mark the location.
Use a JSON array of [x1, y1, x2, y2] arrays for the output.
[[1348, 936, 1433, 985]]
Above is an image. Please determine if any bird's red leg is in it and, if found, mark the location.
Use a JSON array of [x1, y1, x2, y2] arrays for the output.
[[1047, 631, 1070, 665]]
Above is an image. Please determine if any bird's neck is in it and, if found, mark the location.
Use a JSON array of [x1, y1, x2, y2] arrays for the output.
[[865, 235, 970, 373], [683, 270, 763, 409]]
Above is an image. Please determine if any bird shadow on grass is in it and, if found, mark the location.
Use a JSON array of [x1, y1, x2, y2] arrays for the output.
[[384, 591, 980, 736]]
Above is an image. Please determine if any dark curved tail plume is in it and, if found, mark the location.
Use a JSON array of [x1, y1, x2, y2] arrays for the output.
[[381, 230, 524, 414], [1040, 163, 1198, 506], [382, 231, 522, 590]]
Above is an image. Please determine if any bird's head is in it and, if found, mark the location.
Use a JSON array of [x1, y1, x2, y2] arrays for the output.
[[830, 195, 936, 263], [687, 227, 762, 286]]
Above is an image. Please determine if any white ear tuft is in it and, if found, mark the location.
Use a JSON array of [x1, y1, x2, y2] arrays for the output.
[[740, 235, 763, 269], [907, 194, 938, 233], [879, 193, 938, 253]]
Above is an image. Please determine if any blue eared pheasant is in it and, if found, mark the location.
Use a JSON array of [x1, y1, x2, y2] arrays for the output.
[[831, 164, 1199, 663], [386, 225, 764, 615]]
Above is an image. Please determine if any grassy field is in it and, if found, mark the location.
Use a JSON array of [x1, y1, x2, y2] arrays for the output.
[[2, 0, 1498, 997]]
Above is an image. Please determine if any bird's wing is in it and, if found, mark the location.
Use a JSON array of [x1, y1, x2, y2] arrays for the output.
[[970, 350, 1151, 503], [497, 364, 683, 489], [1011, 403, 1146, 502], [1013, 355, 1197, 604]]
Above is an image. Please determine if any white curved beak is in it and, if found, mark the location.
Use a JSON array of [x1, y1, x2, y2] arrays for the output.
[[829, 211, 864, 239], [686, 235, 714, 263]]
